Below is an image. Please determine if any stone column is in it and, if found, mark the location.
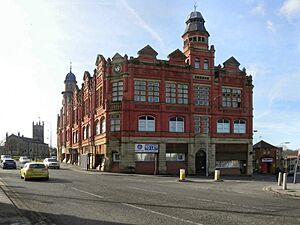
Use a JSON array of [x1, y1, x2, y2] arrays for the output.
[[158, 143, 166, 174], [120, 141, 135, 173], [209, 143, 216, 175], [188, 143, 195, 174], [247, 143, 253, 175]]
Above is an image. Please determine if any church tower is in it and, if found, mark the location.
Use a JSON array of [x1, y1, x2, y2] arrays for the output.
[[33, 121, 44, 142], [182, 8, 215, 70]]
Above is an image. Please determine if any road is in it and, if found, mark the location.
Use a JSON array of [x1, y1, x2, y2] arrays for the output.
[[0, 165, 300, 225]]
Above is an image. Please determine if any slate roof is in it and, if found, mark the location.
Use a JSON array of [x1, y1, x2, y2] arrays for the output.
[[183, 11, 209, 36], [253, 140, 278, 149]]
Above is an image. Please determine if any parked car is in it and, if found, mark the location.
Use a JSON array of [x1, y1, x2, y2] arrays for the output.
[[20, 162, 49, 181], [19, 156, 31, 165], [43, 158, 60, 169], [0, 158, 17, 169]]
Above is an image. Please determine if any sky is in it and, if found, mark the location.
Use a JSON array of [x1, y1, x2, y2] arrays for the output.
[[0, 0, 300, 150]]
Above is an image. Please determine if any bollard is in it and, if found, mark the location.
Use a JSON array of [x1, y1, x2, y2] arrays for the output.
[[214, 169, 220, 181], [282, 172, 287, 190], [277, 172, 282, 186], [179, 169, 186, 181]]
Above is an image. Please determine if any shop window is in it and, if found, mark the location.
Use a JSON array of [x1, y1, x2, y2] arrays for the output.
[[166, 153, 185, 161], [135, 153, 155, 161], [216, 160, 239, 168]]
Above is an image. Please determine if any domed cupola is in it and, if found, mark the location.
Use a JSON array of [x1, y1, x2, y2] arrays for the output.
[[64, 62, 77, 94], [64, 63, 77, 84], [183, 10, 209, 36]]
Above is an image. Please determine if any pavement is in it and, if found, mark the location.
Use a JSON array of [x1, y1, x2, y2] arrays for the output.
[[0, 177, 31, 225], [0, 164, 300, 224]]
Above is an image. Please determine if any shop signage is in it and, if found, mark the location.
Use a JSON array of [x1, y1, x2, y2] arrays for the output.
[[135, 144, 159, 153], [261, 158, 273, 163]]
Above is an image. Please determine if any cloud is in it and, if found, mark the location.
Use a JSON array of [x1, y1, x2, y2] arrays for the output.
[[251, 3, 265, 17], [266, 20, 276, 32], [120, 0, 164, 47], [280, 0, 300, 20]]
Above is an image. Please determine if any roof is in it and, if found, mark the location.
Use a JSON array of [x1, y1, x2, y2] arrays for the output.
[[253, 140, 278, 149], [183, 10, 209, 36], [65, 71, 76, 83]]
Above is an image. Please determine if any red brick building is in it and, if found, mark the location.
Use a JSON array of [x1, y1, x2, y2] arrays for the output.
[[253, 140, 282, 174], [57, 10, 253, 175]]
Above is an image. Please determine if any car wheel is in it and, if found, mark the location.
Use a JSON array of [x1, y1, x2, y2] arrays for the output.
[[45, 177, 49, 181], [24, 176, 28, 181]]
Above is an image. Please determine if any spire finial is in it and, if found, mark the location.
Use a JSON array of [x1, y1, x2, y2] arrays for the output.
[[194, 2, 197, 11], [70, 61, 72, 72]]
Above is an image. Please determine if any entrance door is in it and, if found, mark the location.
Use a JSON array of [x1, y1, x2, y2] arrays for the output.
[[196, 150, 206, 175]]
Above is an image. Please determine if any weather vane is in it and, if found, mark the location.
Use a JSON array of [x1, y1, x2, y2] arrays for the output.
[[194, 2, 197, 11], [70, 61, 72, 72]]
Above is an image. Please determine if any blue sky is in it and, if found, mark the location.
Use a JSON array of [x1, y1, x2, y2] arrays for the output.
[[0, 0, 299, 150]]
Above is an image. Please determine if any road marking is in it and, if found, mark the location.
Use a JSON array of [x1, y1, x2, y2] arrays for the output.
[[71, 187, 103, 198], [186, 197, 275, 212], [128, 186, 167, 194], [122, 203, 203, 225]]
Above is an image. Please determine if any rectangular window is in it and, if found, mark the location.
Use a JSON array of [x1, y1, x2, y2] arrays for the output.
[[110, 114, 120, 132], [99, 86, 103, 106], [216, 160, 239, 168], [194, 116, 201, 133], [166, 153, 185, 161], [222, 88, 241, 108], [134, 80, 160, 102], [95, 89, 100, 108], [166, 82, 188, 104], [112, 81, 123, 102], [113, 153, 120, 162], [135, 153, 155, 161], [178, 84, 188, 104], [194, 85, 209, 106]]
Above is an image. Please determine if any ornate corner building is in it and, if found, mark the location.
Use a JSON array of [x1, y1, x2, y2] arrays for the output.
[[57, 10, 253, 175]]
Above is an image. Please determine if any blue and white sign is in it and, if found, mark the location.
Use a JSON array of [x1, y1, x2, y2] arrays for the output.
[[135, 144, 159, 153]]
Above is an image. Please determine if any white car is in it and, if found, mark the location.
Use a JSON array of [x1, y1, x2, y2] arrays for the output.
[[19, 156, 31, 165], [43, 158, 60, 169]]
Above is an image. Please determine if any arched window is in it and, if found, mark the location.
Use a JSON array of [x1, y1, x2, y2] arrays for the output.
[[195, 58, 200, 69], [217, 119, 230, 133], [95, 120, 100, 135], [101, 117, 106, 133], [138, 116, 155, 131], [73, 132, 76, 143], [169, 117, 184, 132], [86, 125, 90, 138], [234, 120, 246, 133], [204, 59, 209, 70], [83, 127, 86, 140]]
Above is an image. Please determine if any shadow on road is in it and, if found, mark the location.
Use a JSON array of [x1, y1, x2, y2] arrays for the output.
[[0, 201, 132, 225]]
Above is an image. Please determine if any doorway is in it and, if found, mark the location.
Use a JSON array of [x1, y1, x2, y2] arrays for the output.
[[196, 150, 206, 175]]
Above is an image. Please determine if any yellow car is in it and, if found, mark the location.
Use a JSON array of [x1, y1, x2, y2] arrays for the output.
[[20, 162, 49, 181]]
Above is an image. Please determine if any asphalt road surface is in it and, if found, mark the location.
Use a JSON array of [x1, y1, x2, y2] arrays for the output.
[[1, 166, 300, 225]]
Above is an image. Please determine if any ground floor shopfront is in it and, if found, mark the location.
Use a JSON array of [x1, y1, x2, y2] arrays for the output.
[[59, 137, 253, 176]]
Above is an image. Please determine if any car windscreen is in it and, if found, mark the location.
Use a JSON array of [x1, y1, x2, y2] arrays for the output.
[[29, 164, 46, 169], [47, 159, 58, 162], [4, 160, 14, 162]]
